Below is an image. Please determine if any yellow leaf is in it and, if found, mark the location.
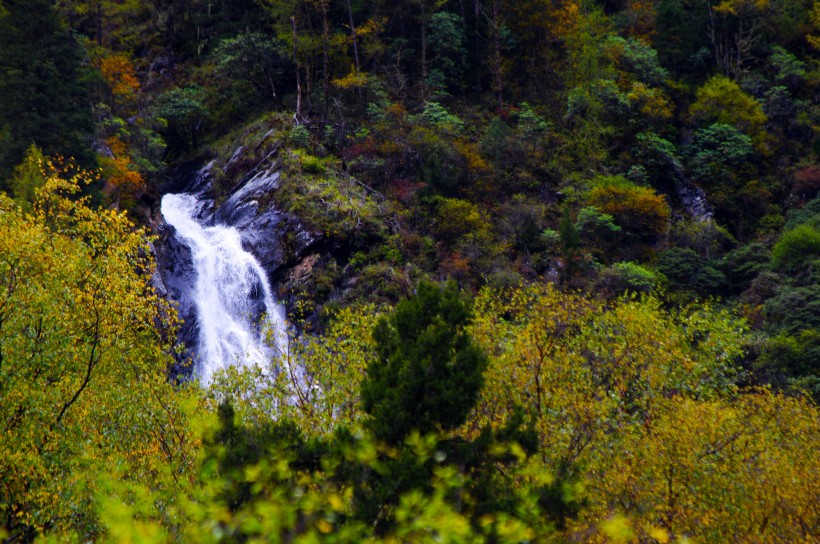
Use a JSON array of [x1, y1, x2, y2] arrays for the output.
[[647, 526, 670, 543], [601, 515, 635, 543]]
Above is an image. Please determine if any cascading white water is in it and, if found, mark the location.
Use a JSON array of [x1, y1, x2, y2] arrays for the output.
[[161, 193, 288, 383]]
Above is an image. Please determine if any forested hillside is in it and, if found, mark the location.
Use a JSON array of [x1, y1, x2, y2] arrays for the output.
[[1, 0, 819, 542]]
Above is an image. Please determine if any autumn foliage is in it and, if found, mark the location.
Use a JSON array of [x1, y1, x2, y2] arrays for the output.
[[0, 161, 195, 540]]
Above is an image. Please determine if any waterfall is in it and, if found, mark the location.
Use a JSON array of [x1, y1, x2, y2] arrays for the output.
[[160, 193, 288, 383]]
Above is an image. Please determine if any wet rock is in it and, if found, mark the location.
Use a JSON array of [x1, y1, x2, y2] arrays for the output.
[[153, 221, 199, 377], [153, 139, 320, 371], [211, 149, 317, 279]]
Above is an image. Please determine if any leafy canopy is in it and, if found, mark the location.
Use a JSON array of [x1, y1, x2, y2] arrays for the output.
[[0, 158, 194, 540]]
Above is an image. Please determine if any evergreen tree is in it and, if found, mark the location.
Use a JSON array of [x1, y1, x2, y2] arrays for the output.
[[0, 0, 95, 183], [360, 280, 488, 446]]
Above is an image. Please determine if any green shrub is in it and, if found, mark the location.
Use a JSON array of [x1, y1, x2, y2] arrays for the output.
[[684, 123, 754, 185], [598, 261, 662, 294], [299, 153, 326, 175], [784, 196, 820, 230], [287, 125, 311, 149], [584, 176, 670, 252], [719, 242, 770, 294], [771, 225, 820, 274], [414, 102, 464, 132], [755, 329, 820, 401], [763, 284, 820, 335], [657, 247, 727, 295]]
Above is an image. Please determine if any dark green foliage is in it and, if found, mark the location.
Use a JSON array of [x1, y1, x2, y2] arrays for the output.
[[444, 409, 543, 525], [153, 86, 208, 155], [536, 461, 587, 532], [683, 123, 760, 237], [763, 86, 796, 124], [481, 116, 521, 172], [427, 12, 467, 95], [763, 284, 820, 336], [209, 402, 318, 512], [211, 33, 290, 105], [559, 205, 584, 285], [769, 46, 807, 87], [0, 0, 95, 181], [657, 247, 699, 285], [784, 196, 820, 230], [349, 404, 544, 534], [690, 264, 728, 295], [719, 243, 771, 295], [361, 281, 488, 446], [608, 36, 669, 86], [576, 206, 621, 262], [657, 247, 728, 295], [684, 123, 755, 185], [188, 0, 270, 52], [655, 0, 711, 74], [633, 132, 683, 190], [755, 330, 820, 402]]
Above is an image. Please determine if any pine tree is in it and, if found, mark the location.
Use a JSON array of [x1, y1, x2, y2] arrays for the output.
[[0, 0, 95, 182], [361, 280, 488, 446]]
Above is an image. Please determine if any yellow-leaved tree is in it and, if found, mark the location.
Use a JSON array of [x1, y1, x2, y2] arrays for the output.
[[0, 158, 196, 541], [466, 284, 820, 542]]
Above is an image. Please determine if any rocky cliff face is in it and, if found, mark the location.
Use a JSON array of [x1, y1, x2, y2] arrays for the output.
[[152, 139, 320, 373]]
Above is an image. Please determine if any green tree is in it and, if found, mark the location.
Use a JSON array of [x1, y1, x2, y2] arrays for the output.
[[689, 75, 768, 151], [755, 329, 820, 401], [361, 281, 488, 446], [655, 0, 711, 74], [719, 241, 770, 294], [211, 32, 290, 105], [0, 160, 194, 540], [354, 281, 558, 534], [771, 224, 820, 275], [683, 122, 763, 238], [685, 123, 754, 183], [575, 205, 621, 263], [426, 11, 467, 96], [0, 0, 95, 181], [597, 261, 663, 295], [153, 85, 208, 154], [584, 175, 670, 255], [763, 284, 820, 335]]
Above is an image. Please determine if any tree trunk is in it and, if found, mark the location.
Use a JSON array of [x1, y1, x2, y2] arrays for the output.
[[345, 0, 361, 74], [421, 13, 428, 99], [292, 15, 303, 122], [319, 0, 330, 121], [490, 0, 503, 108]]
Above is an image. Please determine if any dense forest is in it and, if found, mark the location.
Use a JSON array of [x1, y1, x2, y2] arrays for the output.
[[1, 0, 819, 542]]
